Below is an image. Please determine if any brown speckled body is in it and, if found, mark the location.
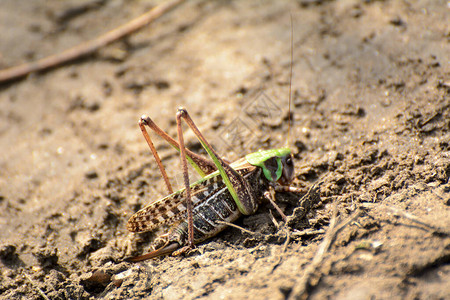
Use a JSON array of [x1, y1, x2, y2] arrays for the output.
[[127, 161, 268, 247]]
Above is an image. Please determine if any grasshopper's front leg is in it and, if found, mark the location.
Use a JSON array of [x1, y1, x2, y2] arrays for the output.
[[265, 182, 322, 230]]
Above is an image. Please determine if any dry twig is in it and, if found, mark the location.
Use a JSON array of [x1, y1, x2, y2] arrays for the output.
[[0, 0, 185, 83], [288, 207, 362, 300]]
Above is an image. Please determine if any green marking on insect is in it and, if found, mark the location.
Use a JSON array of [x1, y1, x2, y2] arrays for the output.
[[246, 148, 292, 182], [196, 135, 240, 211]]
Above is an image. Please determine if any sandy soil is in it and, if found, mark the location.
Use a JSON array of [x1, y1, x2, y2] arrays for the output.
[[0, 0, 449, 299]]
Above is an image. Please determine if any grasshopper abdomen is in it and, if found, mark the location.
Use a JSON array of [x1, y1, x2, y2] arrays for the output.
[[177, 167, 266, 244]]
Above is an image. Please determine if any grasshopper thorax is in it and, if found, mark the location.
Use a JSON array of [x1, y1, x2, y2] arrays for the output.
[[245, 148, 295, 185]]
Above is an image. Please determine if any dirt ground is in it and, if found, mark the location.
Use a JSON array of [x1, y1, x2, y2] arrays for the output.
[[0, 0, 449, 299]]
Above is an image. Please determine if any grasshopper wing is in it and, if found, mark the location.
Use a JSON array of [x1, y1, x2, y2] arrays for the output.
[[127, 174, 225, 233]]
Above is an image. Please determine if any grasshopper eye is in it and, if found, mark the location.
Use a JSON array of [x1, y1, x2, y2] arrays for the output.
[[286, 156, 293, 165]]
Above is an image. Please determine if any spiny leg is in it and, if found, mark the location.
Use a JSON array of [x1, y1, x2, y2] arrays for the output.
[[176, 110, 195, 250], [264, 183, 319, 255], [139, 118, 173, 194], [140, 115, 217, 176], [265, 183, 315, 223], [265, 182, 307, 223], [126, 241, 179, 262]]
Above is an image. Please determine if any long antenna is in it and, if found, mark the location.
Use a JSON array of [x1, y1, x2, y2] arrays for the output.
[[287, 14, 293, 147]]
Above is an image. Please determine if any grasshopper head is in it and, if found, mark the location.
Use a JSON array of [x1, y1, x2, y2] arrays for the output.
[[246, 148, 295, 185]]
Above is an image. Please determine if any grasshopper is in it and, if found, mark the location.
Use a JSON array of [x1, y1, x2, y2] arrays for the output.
[[125, 107, 306, 262], [126, 19, 306, 262]]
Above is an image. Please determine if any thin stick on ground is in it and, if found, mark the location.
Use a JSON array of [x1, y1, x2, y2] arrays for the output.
[[0, 0, 185, 83], [288, 207, 363, 300]]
